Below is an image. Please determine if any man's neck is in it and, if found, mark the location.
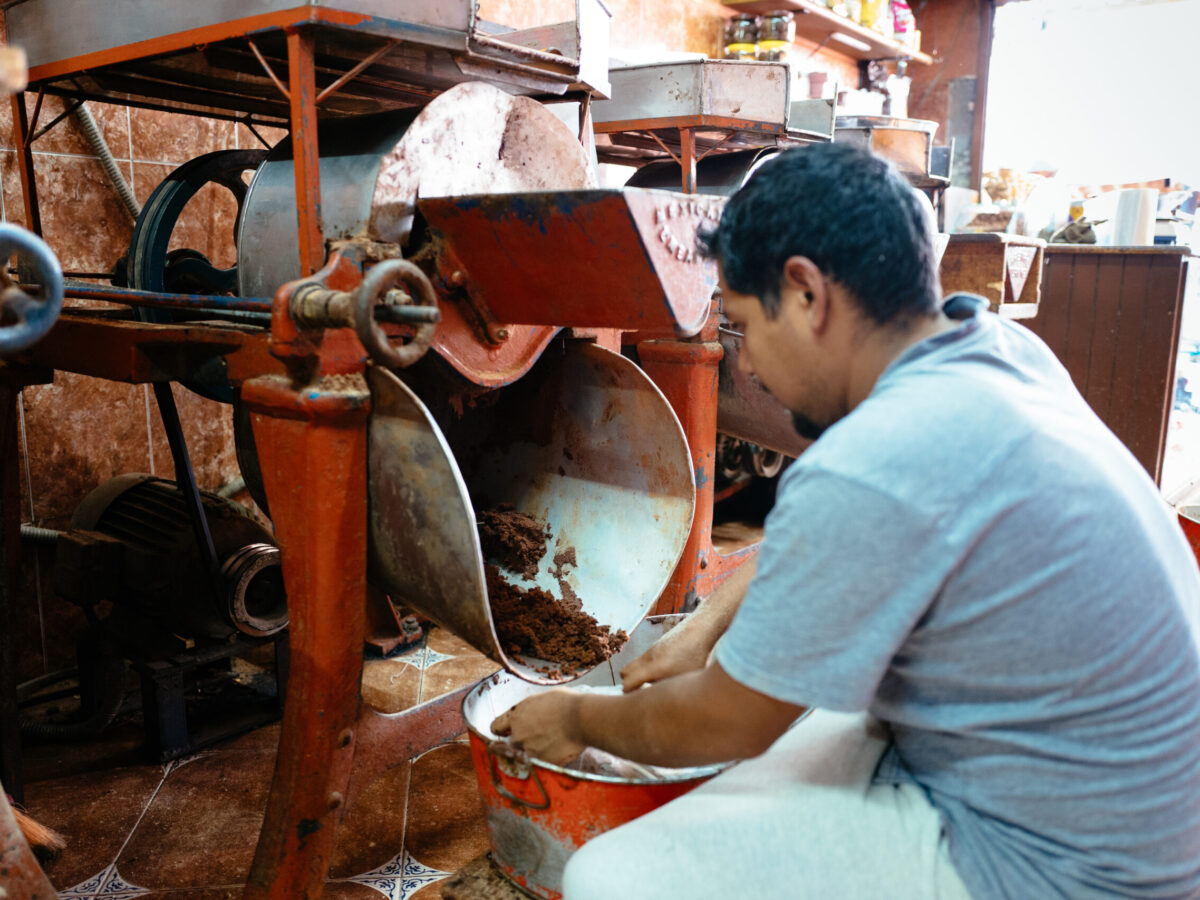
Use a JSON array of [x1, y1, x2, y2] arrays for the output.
[[846, 311, 957, 410]]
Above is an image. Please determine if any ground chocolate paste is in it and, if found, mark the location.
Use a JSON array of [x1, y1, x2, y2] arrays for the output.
[[479, 508, 627, 675], [477, 505, 550, 581], [486, 565, 627, 676]]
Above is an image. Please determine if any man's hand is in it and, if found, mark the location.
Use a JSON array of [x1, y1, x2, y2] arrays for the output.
[[491, 689, 586, 767], [620, 626, 711, 692], [621, 558, 759, 692]]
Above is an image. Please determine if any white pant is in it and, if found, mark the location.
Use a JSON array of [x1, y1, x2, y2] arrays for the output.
[[562, 710, 972, 900]]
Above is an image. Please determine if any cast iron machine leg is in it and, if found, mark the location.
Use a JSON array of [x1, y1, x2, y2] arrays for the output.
[[639, 301, 759, 614], [242, 249, 443, 898]]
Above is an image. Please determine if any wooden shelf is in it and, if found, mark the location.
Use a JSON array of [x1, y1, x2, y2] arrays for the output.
[[723, 0, 933, 65]]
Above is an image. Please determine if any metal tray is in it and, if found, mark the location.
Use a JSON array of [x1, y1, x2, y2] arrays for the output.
[[5, 0, 611, 122], [593, 60, 832, 164]]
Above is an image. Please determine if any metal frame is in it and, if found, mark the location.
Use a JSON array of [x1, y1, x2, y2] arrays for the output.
[[2, 13, 489, 898]]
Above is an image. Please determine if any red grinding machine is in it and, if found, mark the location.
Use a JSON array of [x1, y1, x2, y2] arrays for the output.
[[0, 3, 842, 896]]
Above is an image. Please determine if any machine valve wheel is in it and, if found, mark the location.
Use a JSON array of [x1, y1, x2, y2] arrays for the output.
[[0, 223, 63, 355], [355, 258, 439, 369]]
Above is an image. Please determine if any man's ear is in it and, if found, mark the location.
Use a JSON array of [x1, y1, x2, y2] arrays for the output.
[[782, 255, 830, 333]]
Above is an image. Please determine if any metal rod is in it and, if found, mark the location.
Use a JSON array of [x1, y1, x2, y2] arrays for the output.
[[27, 96, 84, 144], [247, 39, 291, 102], [680, 127, 698, 194], [22, 87, 44, 150], [73, 102, 141, 221], [12, 93, 42, 237], [645, 130, 684, 169], [696, 131, 736, 163], [44, 282, 275, 312], [241, 117, 273, 149], [0, 386, 24, 802], [287, 30, 324, 277], [315, 41, 396, 105]]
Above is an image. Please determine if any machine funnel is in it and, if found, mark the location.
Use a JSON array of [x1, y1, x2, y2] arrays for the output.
[[368, 340, 695, 683]]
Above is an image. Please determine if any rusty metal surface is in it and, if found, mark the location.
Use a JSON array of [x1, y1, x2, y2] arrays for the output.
[[367, 341, 695, 683], [419, 189, 722, 339], [592, 60, 790, 132], [0, 790, 58, 899], [241, 377, 370, 900], [368, 81, 596, 247], [12, 313, 283, 385], [8, 2, 601, 120], [239, 81, 594, 387], [347, 682, 474, 809]]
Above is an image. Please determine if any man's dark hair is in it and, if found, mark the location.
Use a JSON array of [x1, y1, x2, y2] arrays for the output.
[[698, 142, 941, 325]]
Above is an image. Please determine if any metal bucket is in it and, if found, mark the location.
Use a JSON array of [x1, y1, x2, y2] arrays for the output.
[[462, 616, 730, 898]]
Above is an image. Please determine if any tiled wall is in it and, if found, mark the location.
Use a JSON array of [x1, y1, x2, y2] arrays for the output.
[[0, 95, 276, 680]]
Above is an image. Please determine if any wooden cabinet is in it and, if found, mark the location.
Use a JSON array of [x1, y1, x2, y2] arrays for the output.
[[1023, 246, 1192, 485]]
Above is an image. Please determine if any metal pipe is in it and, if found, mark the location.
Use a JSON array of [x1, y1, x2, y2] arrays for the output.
[[39, 282, 433, 323], [72, 102, 141, 221], [44, 281, 275, 312]]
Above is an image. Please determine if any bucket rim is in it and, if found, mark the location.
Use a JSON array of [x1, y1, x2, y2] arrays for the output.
[[462, 672, 735, 785]]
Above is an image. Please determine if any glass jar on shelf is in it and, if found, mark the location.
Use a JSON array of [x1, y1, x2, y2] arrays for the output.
[[756, 10, 794, 59], [723, 14, 758, 60]]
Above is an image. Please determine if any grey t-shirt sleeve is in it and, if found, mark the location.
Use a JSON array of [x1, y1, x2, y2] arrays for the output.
[[713, 466, 955, 711]]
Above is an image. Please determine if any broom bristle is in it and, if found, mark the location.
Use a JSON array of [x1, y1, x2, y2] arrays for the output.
[[12, 806, 66, 852]]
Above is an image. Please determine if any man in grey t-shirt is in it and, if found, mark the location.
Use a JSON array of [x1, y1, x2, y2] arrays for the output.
[[494, 143, 1200, 898]]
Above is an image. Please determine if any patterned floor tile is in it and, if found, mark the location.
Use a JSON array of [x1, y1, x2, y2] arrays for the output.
[[322, 881, 396, 899], [419, 655, 500, 704], [59, 864, 149, 898], [24, 763, 165, 890], [345, 850, 448, 900], [117, 750, 274, 891], [403, 744, 489, 874], [329, 762, 411, 879], [362, 658, 422, 714], [425, 627, 483, 658]]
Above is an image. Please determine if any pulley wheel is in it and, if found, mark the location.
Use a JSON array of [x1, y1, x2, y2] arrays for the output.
[[127, 149, 268, 401]]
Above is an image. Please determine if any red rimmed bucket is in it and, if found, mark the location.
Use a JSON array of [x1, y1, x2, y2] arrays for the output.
[[462, 616, 730, 899]]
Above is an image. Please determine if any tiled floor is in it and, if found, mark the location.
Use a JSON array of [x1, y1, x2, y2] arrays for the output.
[[18, 626, 501, 899]]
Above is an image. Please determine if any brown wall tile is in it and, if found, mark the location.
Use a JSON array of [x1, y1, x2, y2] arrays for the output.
[[130, 109, 236, 165], [21, 375, 153, 524], [9, 152, 135, 273], [17, 96, 132, 159], [145, 384, 239, 494], [236, 123, 286, 151]]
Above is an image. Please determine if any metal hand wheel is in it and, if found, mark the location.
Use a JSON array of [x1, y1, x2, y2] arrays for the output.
[[354, 258, 439, 370], [0, 222, 63, 355]]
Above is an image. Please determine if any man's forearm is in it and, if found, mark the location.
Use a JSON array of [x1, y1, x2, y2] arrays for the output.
[[576, 660, 802, 769], [689, 556, 757, 654]]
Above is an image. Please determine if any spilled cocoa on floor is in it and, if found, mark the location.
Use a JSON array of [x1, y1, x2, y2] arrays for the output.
[[479, 507, 626, 676]]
